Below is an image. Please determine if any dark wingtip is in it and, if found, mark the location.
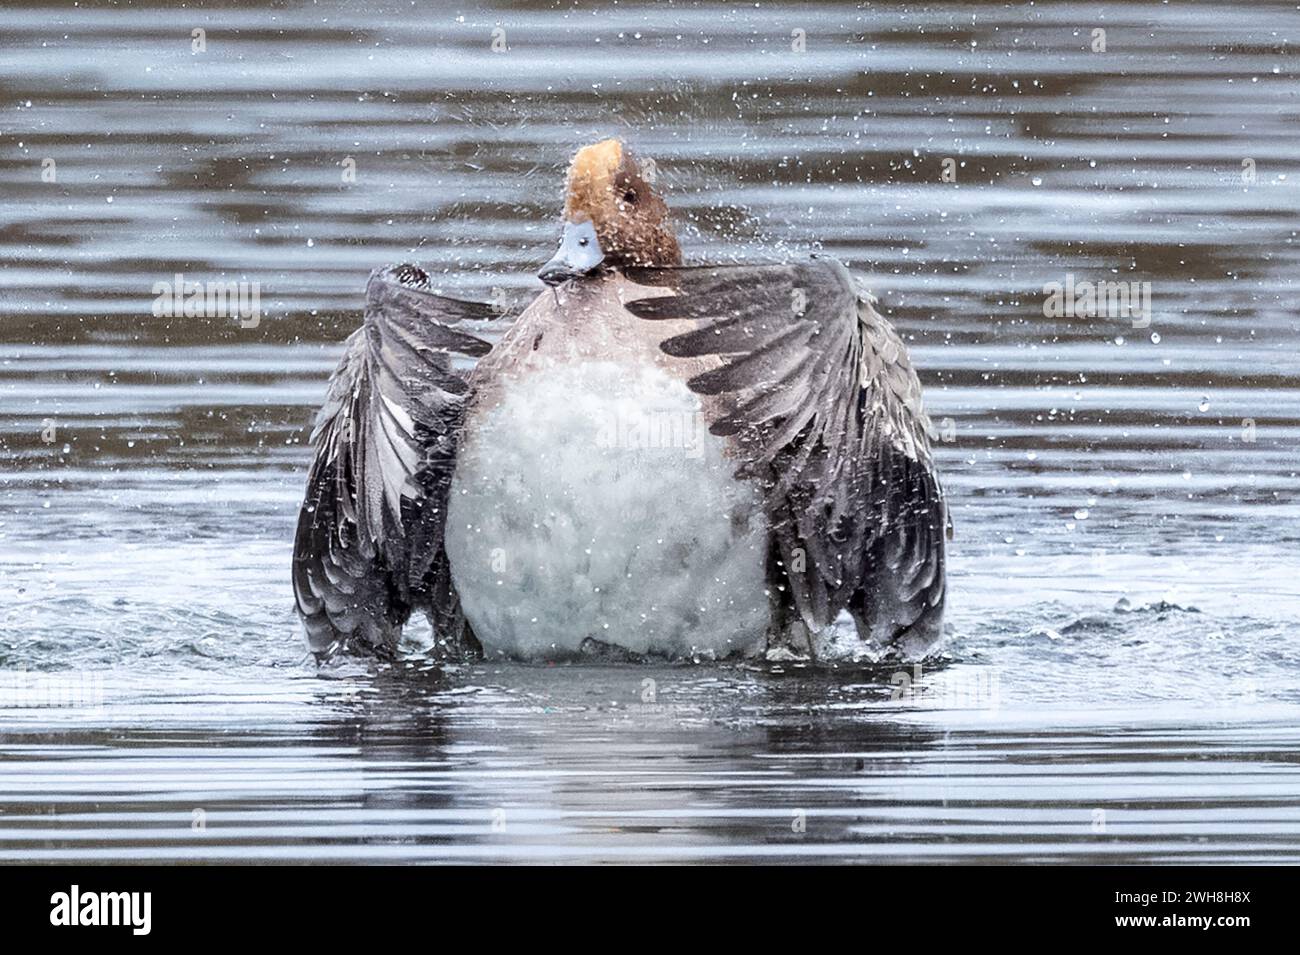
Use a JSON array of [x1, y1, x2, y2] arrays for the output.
[[366, 263, 502, 330], [367, 263, 429, 292], [659, 330, 698, 357], [625, 296, 688, 322], [389, 263, 431, 288]]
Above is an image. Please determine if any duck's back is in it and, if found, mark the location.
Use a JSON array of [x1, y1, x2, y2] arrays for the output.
[[443, 275, 772, 660]]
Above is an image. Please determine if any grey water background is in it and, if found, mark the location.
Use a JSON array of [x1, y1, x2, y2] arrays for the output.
[[1, 0, 1299, 863]]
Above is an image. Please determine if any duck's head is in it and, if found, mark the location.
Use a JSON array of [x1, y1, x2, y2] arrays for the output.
[[538, 139, 681, 285]]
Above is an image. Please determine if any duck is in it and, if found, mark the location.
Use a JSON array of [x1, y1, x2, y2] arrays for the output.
[[292, 138, 948, 664]]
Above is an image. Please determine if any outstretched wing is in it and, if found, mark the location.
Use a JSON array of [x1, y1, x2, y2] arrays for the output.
[[625, 259, 947, 655], [292, 264, 498, 659]]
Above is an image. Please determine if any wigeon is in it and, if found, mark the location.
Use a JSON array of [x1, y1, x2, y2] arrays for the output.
[[293, 139, 948, 663]]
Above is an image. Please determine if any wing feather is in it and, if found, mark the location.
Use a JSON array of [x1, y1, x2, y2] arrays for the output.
[[292, 264, 498, 659], [626, 259, 948, 655]]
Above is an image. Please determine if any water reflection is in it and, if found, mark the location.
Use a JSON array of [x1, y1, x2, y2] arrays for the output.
[[3, 664, 1298, 862]]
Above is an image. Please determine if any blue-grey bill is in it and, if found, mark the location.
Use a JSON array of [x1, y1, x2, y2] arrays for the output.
[[538, 218, 605, 285]]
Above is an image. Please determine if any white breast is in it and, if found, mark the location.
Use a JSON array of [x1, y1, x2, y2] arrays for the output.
[[445, 360, 771, 661]]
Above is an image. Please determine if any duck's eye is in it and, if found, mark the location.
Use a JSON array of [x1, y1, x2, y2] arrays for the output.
[[623, 190, 637, 204], [578, 237, 589, 247]]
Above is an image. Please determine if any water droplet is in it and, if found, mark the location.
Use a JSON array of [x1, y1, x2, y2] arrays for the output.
[[1150, 331, 1161, 344], [1198, 397, 1210, 412], [1074, 508, 1089, 520]]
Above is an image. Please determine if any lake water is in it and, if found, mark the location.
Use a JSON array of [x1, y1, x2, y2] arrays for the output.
[[2, 0, 1299, 863]]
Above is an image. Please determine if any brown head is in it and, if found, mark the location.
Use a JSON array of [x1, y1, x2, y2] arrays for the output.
[[538, 139, 681, 285]]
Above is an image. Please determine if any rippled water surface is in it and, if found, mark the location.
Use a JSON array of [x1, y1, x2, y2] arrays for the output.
[[2, 1, 1299, 863]]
